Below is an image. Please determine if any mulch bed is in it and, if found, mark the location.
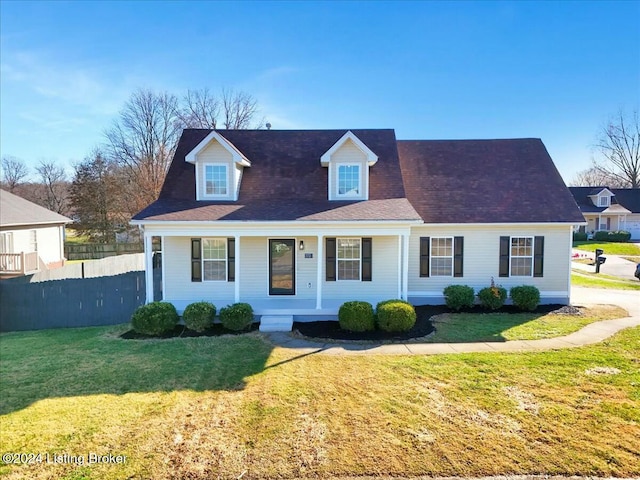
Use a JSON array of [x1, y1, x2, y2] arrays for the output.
[[293, 303, 570, 342], [120, 323, 259, 340]]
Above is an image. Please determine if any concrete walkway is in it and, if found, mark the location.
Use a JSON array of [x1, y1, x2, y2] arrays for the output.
[[572, 248, 639, 281], [264, 286, 640, 355]]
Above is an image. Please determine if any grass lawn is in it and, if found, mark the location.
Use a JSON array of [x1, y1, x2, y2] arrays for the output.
[[622, 255, 640, 263], [426, 305, 627, 342], [1, 323, 639, 479], [573, 240, 640, 256], [572, 272, 640, 290]]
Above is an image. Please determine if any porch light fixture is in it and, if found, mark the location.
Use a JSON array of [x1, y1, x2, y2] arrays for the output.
[[299, 240, 305, 251]]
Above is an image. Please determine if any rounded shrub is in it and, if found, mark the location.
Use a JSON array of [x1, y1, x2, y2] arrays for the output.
[[182, 301, 216, 332], [572, 231, 587, 242], [219, 302, 254, 331], [338, 301, 375, 332], [131, 301, 179, 335], [376, 301, 417, 332], [510, 285, 540, 312], [443, 285, 475, 311], [477, 284, 507, 310]]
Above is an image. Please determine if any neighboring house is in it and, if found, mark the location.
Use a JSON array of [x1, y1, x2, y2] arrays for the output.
[[0, 189, 71, 277], [569, 187, 640, 239], [132, 129, 584, 327]]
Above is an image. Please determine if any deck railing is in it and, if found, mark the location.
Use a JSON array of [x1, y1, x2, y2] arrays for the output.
[[0, 252, 40, 275]]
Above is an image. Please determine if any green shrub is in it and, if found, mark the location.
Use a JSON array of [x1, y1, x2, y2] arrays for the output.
[[219, 302, 254, 331], [510, 285, 541, 312], [182, 301, 216, 332], [593, 230, 631, 242], [477, 279, 507, 310], [376, 301, 417, 332], [443, 285, 475, 311], [573, 231, 588, 241], [338, 301, 375, 332], [131, 301, 179, 335]]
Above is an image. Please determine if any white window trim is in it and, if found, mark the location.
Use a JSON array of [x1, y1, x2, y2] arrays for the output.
[[29, 230, 38, 253], [202, 163, 229, 199], [430, 236, 453, 277], [336, 237, 361, 281], [202, 237, 227, 282], [598, 196, 610, 207], [336, 164, 362, 199], [0, 232, 13, 254], [509, 236, 534, 277]]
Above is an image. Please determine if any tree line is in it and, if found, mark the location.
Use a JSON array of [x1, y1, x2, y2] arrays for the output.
[[1, 88, 261, 242]]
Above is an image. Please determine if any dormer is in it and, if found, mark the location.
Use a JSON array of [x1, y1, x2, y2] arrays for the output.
[[321, 131, 378, 201], [588, 188, 614, 208], [186, 131, 251, 201]]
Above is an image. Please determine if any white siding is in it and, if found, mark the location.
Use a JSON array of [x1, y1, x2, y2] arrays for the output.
[[163, 237, 235, 311], [322, 235, 398, 304], [328, 139, 369, 200], [0, 224, 65, 266], [408, 225, 572, 300]]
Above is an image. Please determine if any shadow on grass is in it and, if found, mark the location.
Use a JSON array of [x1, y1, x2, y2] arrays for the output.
[[0, 325, 274, 415]]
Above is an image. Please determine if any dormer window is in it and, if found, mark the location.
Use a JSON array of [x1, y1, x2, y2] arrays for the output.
[[337, 164, 361, 197], [321, 131, 378, 201], [598, 196, 610, 207], [204, 164, 228, 196]]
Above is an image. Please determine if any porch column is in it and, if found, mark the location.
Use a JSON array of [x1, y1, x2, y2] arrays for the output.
[[316, 234, 323, 309], [234, 235, 240, 302], [402, 234, 410, 301], [144, 233, 153, 304], [397, 235, 402, 299]]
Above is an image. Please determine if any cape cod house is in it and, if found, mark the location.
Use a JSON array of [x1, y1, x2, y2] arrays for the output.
[[131, 129, 584, 329], [569, 187, 640, 239]]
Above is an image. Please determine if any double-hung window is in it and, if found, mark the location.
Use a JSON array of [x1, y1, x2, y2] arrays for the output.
[[510, 237, 533, 276], [337, 238, 361, 280], [29, 230, 38, 253], [337, 165, 360, 197], [598, 196, 610, 207], [202, 238, 227, 281], [430, 237, 453, 276], [204, 164, 228, 196]]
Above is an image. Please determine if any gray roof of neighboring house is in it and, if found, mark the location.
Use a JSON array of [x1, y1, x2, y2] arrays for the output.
[[133, 130, 584, 224], [568, 187, 640, 214], [0, 189, 71, 227]]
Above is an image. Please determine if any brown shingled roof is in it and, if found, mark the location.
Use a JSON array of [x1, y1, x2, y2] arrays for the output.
[[134, 129, 421, 222], [397, 139, 585, 224]]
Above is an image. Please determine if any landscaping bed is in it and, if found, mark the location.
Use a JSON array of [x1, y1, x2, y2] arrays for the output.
[[120, 322, 259, 339], [294, 303, 572, 342]]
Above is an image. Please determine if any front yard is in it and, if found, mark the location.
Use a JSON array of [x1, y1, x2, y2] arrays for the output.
[[573, 240, 640, 256], [1, 319, 639, 479]]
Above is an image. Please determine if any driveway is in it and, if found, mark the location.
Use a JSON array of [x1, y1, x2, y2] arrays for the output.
[[572, 249, 639, 281]]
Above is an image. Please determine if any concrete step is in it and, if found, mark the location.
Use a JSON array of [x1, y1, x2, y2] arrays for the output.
[[259, 315, 294, 332]]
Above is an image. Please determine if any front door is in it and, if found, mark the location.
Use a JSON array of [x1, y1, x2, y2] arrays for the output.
[[269, 239, 295, 295]]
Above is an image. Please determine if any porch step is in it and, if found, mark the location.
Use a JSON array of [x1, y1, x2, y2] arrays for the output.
[[259, 315, 294, 332]]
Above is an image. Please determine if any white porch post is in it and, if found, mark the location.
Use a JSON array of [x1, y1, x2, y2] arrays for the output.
[[397, 235, 402, 299], [316, 234, 323, 309], [402, 234, 410, 301], [234, 235, 240, 302], [144, 233, 153, 304]]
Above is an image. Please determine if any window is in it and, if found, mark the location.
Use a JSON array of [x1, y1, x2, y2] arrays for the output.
[[337, 238, 361, 280], [337, 165, 360, 197], [510, 237, 533, 276], [0, 232, 13, 254], [29, 230, 37, 253], [598, 196, 610, 207], [430, 237, 453, 276], [204, 164, 228, 196], [202, 238, 227, 281]]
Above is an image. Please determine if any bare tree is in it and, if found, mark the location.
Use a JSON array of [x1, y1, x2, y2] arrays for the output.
[[177, 88, 221, 128], [593, 110, 640, 188], [104, 89, 182, 213], [0, 156, 29, 192], [570, 164, 630, 187], [34, 160, 70, 215], [221, 88, 261, 129]]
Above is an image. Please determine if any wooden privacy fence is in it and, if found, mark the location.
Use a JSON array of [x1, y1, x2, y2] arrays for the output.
[[64, 242, 143, 260], [0, 254, 161, 332]]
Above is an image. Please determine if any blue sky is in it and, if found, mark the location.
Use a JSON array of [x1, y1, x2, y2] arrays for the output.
[[1, 0, 638, 183]]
